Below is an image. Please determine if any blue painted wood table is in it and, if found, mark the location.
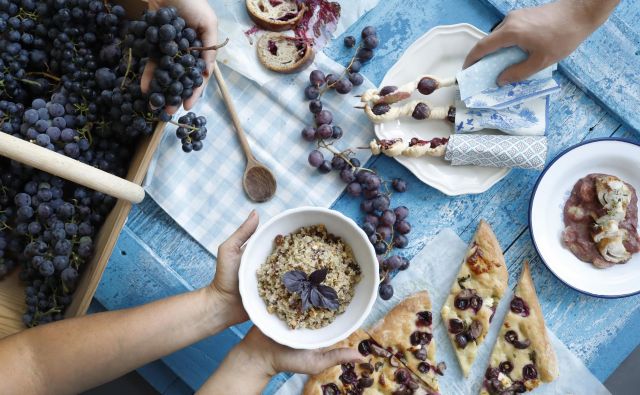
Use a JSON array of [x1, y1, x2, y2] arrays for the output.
[[91, 0, 640, 393]]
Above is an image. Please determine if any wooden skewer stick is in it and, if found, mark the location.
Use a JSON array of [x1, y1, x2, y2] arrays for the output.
[[0, 132, 145, 204]]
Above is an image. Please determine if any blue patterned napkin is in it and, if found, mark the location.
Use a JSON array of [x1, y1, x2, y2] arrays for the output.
[[457, 47, 559, 110], [454, 96, 548, 136], [444, 134, 548, 170]]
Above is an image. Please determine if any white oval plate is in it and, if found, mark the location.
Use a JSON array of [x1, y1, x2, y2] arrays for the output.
[[374, 23, 510, 196], [529, 138, 640, 298]]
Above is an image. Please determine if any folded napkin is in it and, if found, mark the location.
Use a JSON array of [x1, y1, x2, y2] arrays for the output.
[[444, 134, 547, 170], [273, 229, 610, 395], [457, 47, 559, 110], [454, 96, 548, 136]]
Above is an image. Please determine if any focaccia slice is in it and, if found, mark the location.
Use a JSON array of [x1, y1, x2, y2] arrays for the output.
[[368, 291, 441, 393], [303, 329, 436, 395], [480, 262, 558, 394], [441, 220, 508, 376]]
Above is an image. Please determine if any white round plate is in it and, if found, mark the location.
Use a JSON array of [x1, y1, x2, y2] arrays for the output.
[[374, 23, 510, 196], [530, 138, 640, 298]]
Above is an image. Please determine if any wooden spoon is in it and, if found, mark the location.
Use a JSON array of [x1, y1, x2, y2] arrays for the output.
[[212, 62, 277, 203]]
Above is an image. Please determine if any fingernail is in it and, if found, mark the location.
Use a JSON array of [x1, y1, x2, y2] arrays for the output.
[[249, 209, 257, 219]]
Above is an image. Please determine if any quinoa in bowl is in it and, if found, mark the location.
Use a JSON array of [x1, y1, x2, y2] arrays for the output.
[[257, 224, 362, 329]]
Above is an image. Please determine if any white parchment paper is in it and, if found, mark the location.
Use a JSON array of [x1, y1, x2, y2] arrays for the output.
[[275, 228, 610, 394], [210, 0, 379, 85]]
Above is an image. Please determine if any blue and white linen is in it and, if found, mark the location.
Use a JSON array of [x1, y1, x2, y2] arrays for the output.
[[457, 46, 559, 110], [454, 96, 548, 135]]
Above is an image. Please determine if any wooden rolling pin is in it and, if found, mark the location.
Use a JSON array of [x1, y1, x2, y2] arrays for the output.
[[0, 132, 145, 204]]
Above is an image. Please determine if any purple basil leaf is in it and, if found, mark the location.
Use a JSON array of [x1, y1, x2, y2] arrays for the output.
[[309, 268, 328, 285], [316, 284, 339, 310], [309, 287, 324, 308], [300, 286, 313, 312], [282, 270, 308, 293]]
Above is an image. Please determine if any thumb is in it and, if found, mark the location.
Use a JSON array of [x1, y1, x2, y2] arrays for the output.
[[224, 210, 259, 250], [497, 54, 545, 86], [313, 347, 363, 373]]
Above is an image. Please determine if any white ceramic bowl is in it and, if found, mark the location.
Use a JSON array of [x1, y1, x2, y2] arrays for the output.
[[239, 207, 379, 349]]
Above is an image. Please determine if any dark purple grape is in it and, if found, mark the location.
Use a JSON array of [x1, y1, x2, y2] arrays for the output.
[[381, 210, 396, 226], [412, 102, 430, 120], [331, 126, 343, 139], [394, 235, 408, 248], [379, 283, 394, 300], [335, 79, 353, 94], [417, 76, 438, 95], [331, 156, 347, 170], [374, 241, 387, 255], [394, 368, 411, 385], [340, 169, 356, 183], [398, 256, 410, 271], [318, 160, 332, 174], [365, 214, 379, 227], [417, 362, 430, 373], [308, 150, 324, 167], [383, 255, 402, 270], [499, 361, 513, 373], [510, 296, 530, 317], [343, 35, 356, 48], [315, 110, 333, 125], [357, 48, 374, 62], [368, 233, 379, 244], [448, 318, 464, 334], [410, 331, 432, 346], [301, 126, 316, 141], [349, 72, 364, 86], [361, 199, 374, 213], [363, 35, 379, 49], [392, 178, 407, 192], [309, 70, 326, 87], [305, 85, 320, 100], [309, 100, 323, 114], [350, 60, 362, 73], [316, 124, 333, 139], [347, 182, 362, 197], [321, 383, 339, 395], [372, 103, 390, 115], [394, 206, 409, 221], [361, 26, 377, 38], [377, 225, 391, 240], [373, 195, 390, 211], [363, 188, 380, 200], [455, 333, 468, 348], [380, 86, 397, 96], [362, 222, 375, 236], [395, 220, 411, 235], [325, 74, 338, 86], [350, 158, 361, 168], [522, 364, 538, 380]]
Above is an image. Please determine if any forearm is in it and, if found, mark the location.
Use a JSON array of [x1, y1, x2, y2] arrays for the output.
[[0, 287, 241, 394], [197, 340, 273, 395], [568, 0, 619, 27]]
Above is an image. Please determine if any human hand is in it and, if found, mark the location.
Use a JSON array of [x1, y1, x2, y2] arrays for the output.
[[240, 326, 363, 377], [463, 0, 618, 85], [208, 211, 259, 325], [141, 0, 219, 114]]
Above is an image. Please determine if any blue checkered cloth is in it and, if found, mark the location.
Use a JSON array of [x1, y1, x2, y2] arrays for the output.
[[144, 53, 374, 255]]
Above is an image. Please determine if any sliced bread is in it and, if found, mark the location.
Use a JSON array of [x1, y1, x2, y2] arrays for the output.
[[256, 32, 315, 74], [246, 0, 306, 32]]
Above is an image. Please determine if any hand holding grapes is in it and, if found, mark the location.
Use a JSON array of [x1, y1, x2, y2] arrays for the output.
[[141, 0, 219, 114], [463, 0, 619, 85]]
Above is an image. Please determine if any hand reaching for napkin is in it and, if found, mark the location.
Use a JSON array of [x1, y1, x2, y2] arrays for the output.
[[463, 0, 619, 85]]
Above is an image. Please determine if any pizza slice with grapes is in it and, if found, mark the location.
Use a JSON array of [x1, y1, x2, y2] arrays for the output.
[[367, 291, 443, 393], [303, 329, 438, 395], [441, 220, 508, 376], [480, 262, 558, 394]]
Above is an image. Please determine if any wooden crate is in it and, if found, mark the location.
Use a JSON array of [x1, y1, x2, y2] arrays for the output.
[[0, 0, 162, 337]]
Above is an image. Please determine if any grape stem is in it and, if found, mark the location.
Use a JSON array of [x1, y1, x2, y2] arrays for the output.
[[319, 42, 363, 97], [25, 72, 61, 82], [166, 119, 198, 131], [121, 47, 133, 89], [317, 139, 374, 173], [187, 37, 230, 52]]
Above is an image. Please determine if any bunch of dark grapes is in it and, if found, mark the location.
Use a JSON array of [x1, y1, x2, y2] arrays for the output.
[[176, 112, 207, 152], [301, 26, 409, 300], [0, 1, 218, 327]]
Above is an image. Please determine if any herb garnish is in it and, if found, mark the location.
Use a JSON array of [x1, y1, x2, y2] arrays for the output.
[[282, 268, 339, 311]]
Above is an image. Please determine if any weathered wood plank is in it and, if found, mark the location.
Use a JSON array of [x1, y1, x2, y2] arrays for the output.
[[480, 0, 640, 133]]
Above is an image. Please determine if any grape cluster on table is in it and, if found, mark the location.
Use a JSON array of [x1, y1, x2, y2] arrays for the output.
[[301, 26, 411, 300], [0, 1, 213, 327]]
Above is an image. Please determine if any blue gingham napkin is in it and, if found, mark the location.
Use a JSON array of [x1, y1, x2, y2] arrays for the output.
[[457, 47, 559, 110], [144, 54, 374, 255]]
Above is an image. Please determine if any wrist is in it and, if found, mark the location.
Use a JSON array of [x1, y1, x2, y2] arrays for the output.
[[234, 337, 276, 378], [563, 0, 619, 29], [202, 287, 248, 335]]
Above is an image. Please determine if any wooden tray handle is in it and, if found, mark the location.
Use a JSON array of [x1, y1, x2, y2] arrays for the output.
[[0, 132, 145, 204]]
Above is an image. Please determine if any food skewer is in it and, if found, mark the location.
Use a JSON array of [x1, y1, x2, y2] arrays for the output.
[[359, 75, 457, 104], [359, 100, 456, 124]]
